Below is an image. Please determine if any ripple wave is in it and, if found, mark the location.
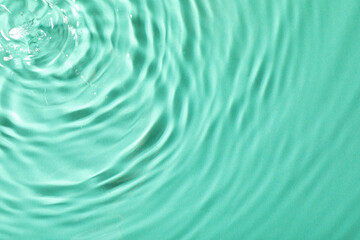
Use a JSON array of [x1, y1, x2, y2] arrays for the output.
[[1, 0, 360, 239]]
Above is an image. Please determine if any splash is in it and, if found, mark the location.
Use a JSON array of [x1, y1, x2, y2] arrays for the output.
[[0, 0, 80, 68]]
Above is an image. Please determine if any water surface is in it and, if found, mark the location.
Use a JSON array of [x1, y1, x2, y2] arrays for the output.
[[1, 0, 360, 239]]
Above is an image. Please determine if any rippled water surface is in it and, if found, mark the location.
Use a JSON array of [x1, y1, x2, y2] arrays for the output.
[[1, 0, 360, 239]]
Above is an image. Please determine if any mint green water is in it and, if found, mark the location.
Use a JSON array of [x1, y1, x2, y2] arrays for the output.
[[1, 0, 360, 239]]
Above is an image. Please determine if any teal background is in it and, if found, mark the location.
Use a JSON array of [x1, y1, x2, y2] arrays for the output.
[[1, 0, 360, 239]]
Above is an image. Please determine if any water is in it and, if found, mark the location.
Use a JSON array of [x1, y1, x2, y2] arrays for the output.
[[1, 0, 360, 239]]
